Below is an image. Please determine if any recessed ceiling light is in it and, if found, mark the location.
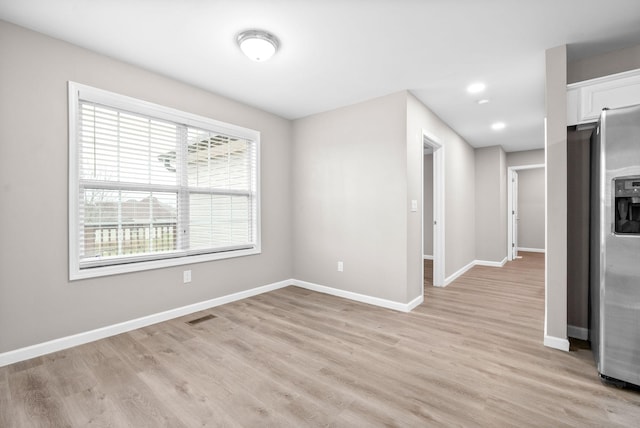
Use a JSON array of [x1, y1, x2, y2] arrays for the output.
[[237, 30, 279, 62], [467, 82, 486, 94], [491, 122, 506, 131], [477, 99, 490, 105]]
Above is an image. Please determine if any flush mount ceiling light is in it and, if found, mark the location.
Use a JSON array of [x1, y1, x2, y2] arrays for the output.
[[491, 121, 506, 130], [477, 98, 490, 105], [237, 30, 279, 62], [467, 82, 486, 94]]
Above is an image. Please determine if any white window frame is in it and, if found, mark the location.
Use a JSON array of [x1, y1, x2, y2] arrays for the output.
[[68, 82, 261, 280]]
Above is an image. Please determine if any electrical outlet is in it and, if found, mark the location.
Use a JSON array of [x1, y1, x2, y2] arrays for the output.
[[183, 270, 192, 283], [337, 261, 343, 272]]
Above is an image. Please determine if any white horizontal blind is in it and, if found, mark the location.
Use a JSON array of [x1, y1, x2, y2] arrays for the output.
[[185, 130, 256, 252], [73, 91, 258, 271]]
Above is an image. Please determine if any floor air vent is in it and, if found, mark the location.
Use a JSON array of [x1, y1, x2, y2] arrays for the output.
[[187, 314, 217, 325]]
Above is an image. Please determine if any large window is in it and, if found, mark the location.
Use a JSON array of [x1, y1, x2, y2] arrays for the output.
[[69, 82, 260, 279]]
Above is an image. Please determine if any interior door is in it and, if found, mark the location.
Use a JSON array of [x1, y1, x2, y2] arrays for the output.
[[512, 170, 519, 259]]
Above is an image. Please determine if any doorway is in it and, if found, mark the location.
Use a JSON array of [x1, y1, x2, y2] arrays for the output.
[[507, 164, 545, 261], [422, 130, 445, 289]]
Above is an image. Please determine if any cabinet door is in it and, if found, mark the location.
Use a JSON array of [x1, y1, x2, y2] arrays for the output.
[[567, 69, 640, 126]]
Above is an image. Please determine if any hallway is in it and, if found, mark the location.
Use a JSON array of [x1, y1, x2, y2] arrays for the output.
[[420, 251, 640, 425]]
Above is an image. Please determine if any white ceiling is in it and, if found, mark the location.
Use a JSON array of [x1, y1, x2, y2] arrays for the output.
[[1, 0, 640, 152]]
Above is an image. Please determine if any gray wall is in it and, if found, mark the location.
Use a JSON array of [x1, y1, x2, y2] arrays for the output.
[[516, 168, 545, 250], [406, 93, 476, 282], [567, 128, 592, 334], [291, 91, 477, 306], [499, 148, 508, 261], [405, 94, 425, 300], [506, 149, 545, 167], [423, 154, 433, 256], [292, 92, 410, 303], [0, 21, 293, 353], [568, 43, 640, 84], [545, 44, 568, 343], [474, 146, 507, 263]]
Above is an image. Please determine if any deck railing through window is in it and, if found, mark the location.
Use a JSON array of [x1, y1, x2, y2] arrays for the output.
[[83, 222, 177, 258]]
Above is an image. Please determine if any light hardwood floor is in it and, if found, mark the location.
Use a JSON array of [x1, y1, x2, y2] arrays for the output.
[[2, 252, 640, 426]]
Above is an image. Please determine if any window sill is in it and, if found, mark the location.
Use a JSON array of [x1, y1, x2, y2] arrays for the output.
[[69, 246, 261, 281]]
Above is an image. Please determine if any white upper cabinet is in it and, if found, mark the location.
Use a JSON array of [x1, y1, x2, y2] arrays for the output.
[[567, 69, 640, 125]]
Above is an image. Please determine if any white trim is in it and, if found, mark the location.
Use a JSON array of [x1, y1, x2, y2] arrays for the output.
[[406, 294, 424, 311], [567, 325, 589, 340], [443, 258, 512, 286], [423, 254, 434, 260], [68, 81, 262, 280], [517, 247, 545, 253], [544, 335, 570, 352], [567, 68, 640, 90], [422, 130, 445, 287], [71, 248, 263, 280], [444, 260, 475, 286], [292, 279, 422, 313], [544, 117, 550, 351], [509, 163, 546, 171], [508, 168, 518, 260], [507, 163, 545, 261], [70, 82, 261, 139], [433, 142, 445, 287], [0, 279, 290, 367], [475, 257, 508, 268], [420, 135, 425, 299]]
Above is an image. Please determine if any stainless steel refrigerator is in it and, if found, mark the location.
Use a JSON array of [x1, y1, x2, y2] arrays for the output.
[[590, 103, 640, 387]]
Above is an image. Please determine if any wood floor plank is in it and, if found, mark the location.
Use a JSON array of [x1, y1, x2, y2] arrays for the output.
[[3, 251, 640, 426], [76, 339, 187, 427], [61, 383, 132, 427], [8, 365, 73, 427], [0, 367, 15, 428], [191, 309, 359, 414], [139, 325, 296, 426], [39, 349, 97, 398], [213, 299, 487, 426]]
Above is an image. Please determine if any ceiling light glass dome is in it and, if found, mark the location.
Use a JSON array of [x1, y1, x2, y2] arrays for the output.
[[237, 30, 279, 62]]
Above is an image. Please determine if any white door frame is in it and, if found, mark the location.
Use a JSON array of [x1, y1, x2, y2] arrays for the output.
[[507, 163, 545, 261], [422, 130, 445, 288], [511, 170, 519, 260]]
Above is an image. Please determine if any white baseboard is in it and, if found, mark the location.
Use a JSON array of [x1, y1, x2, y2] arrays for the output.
[[407, 294, 424, 311], [292, 279, 421, 313], [0, 279, 291, 368], [475, 257, 508, 268], [544, 335, 570, 351], [443, 257, 509, 286], [1, 277, 427, 367], [518, 247, 545, 253], [423, 255, 434, 260], [444, 260, 475, 286], [567, 325, 589, 340]]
